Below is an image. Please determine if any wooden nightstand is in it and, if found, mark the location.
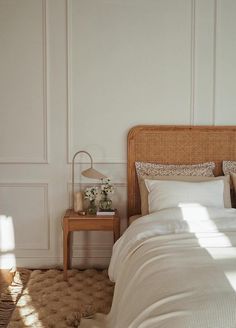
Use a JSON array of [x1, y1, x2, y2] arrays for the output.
[[63, 209, 120, 280]]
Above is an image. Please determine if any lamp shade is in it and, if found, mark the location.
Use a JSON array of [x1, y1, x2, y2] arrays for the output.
[[81, 167, 107, 180]]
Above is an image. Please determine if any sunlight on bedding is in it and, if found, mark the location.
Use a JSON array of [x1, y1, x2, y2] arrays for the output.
[[179, 204, 232, 246], [179, 204, 236, 291], [0, 215, 16, 268], [224, 271, 236, 291], [178, 203, 214, 222], [206, 248, 236, 260]]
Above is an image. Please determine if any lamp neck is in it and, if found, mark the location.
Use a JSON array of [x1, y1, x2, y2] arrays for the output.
[[72, 150, 93, 210], [72, 150, 93, 167]]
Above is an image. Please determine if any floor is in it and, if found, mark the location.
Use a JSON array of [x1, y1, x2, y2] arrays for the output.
[[0, 269, 14, 292], [0, 268, 114, 328], [0, 268, 31, 328]]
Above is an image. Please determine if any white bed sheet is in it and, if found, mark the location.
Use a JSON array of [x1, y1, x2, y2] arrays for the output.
[[81, 206, 236, 328]]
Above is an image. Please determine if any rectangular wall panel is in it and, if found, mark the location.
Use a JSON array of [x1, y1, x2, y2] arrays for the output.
[[68, 0, 193, 163], [0, 0, 47, 163], [0, 183, 49, 250], [215, 0, 236, 124], [193, 0, 215, 124]]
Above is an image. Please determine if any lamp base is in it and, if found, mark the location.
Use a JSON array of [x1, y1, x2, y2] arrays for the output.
[[74, 192, 84, 212]]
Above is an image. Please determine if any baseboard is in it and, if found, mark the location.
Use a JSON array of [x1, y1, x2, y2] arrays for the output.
[[0, 243, 113, 269], [0, 256, 111, 270]]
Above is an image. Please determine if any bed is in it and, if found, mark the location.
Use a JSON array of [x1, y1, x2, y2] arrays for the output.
[[81, 125, 236, 328]]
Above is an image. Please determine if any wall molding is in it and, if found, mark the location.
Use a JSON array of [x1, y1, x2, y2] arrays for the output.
[[66, 0, 72, 165], [0, 0, 48, 164], [2, 243, 112, 269], [212, 0, 217, 125], [66, 0, 129, 165], [1, 241, 114, 269], [5, 256, 110, 269], [190, 0, 196, 125], [0, 182, 50, 250], [191, 0, 218, 126], [42, 0, 49, 163]]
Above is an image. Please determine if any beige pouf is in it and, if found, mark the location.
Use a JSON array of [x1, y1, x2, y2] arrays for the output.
[[8, 269, 114, 328]]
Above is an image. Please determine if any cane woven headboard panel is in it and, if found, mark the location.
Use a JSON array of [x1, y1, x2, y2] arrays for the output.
[[127, 125, 236, 218]]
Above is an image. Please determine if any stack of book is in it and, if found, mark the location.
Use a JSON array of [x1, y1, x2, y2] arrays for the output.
[[96, 209, 116, 216]]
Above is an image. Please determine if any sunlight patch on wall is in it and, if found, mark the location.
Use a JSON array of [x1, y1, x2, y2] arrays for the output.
[[0, 215, 15, 251], [0, 215, 16, 268], [0, 253, 16, 269]]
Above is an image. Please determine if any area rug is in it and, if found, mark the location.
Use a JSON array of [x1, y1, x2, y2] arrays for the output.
[[7, 269, 114, 328], [0, 268, 31, 328]]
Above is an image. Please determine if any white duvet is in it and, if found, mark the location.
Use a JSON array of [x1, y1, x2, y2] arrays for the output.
[[81, 206, 236, 328]]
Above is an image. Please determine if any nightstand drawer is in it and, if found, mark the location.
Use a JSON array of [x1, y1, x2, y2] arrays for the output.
[[67, 218, 115, 230]]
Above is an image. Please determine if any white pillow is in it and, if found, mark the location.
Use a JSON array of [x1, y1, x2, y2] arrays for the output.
[[145, 179, 225, 213]]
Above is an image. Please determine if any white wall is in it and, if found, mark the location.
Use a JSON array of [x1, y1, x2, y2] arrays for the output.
[[0, 0, 236, 268]]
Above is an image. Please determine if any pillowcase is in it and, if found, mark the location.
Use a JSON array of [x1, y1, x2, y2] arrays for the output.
[[145, 179, 225, 213], [222, 161, 236, 176], [135, 161, 215, 178], [139, 175, 231, 215]]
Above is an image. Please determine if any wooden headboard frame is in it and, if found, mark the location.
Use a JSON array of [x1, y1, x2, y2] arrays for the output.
[[127, 125, 236, 218]]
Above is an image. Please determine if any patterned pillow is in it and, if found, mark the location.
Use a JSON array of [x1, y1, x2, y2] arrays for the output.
[[135, 161, 215, 178], [222, 161, 236, 176]]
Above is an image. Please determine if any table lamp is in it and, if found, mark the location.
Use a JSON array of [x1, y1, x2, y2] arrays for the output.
[[72, 150, 107, 211]]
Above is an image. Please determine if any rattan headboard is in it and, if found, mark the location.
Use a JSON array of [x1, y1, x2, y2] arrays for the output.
[[127, 125, 236, 218]]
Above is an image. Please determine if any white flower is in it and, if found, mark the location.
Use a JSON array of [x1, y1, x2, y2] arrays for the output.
[[100, 178, 114, 196], [84, 186, 98, 201]]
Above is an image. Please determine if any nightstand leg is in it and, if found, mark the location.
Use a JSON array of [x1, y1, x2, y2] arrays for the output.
[[63, 228, 70, 281]]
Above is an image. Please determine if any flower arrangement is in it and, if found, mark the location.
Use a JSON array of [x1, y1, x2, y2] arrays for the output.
[[100, 178, 114, 196], [84, 186, 98, 214], [99, 178, 114, 210], [84, 186, 98, 201]]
